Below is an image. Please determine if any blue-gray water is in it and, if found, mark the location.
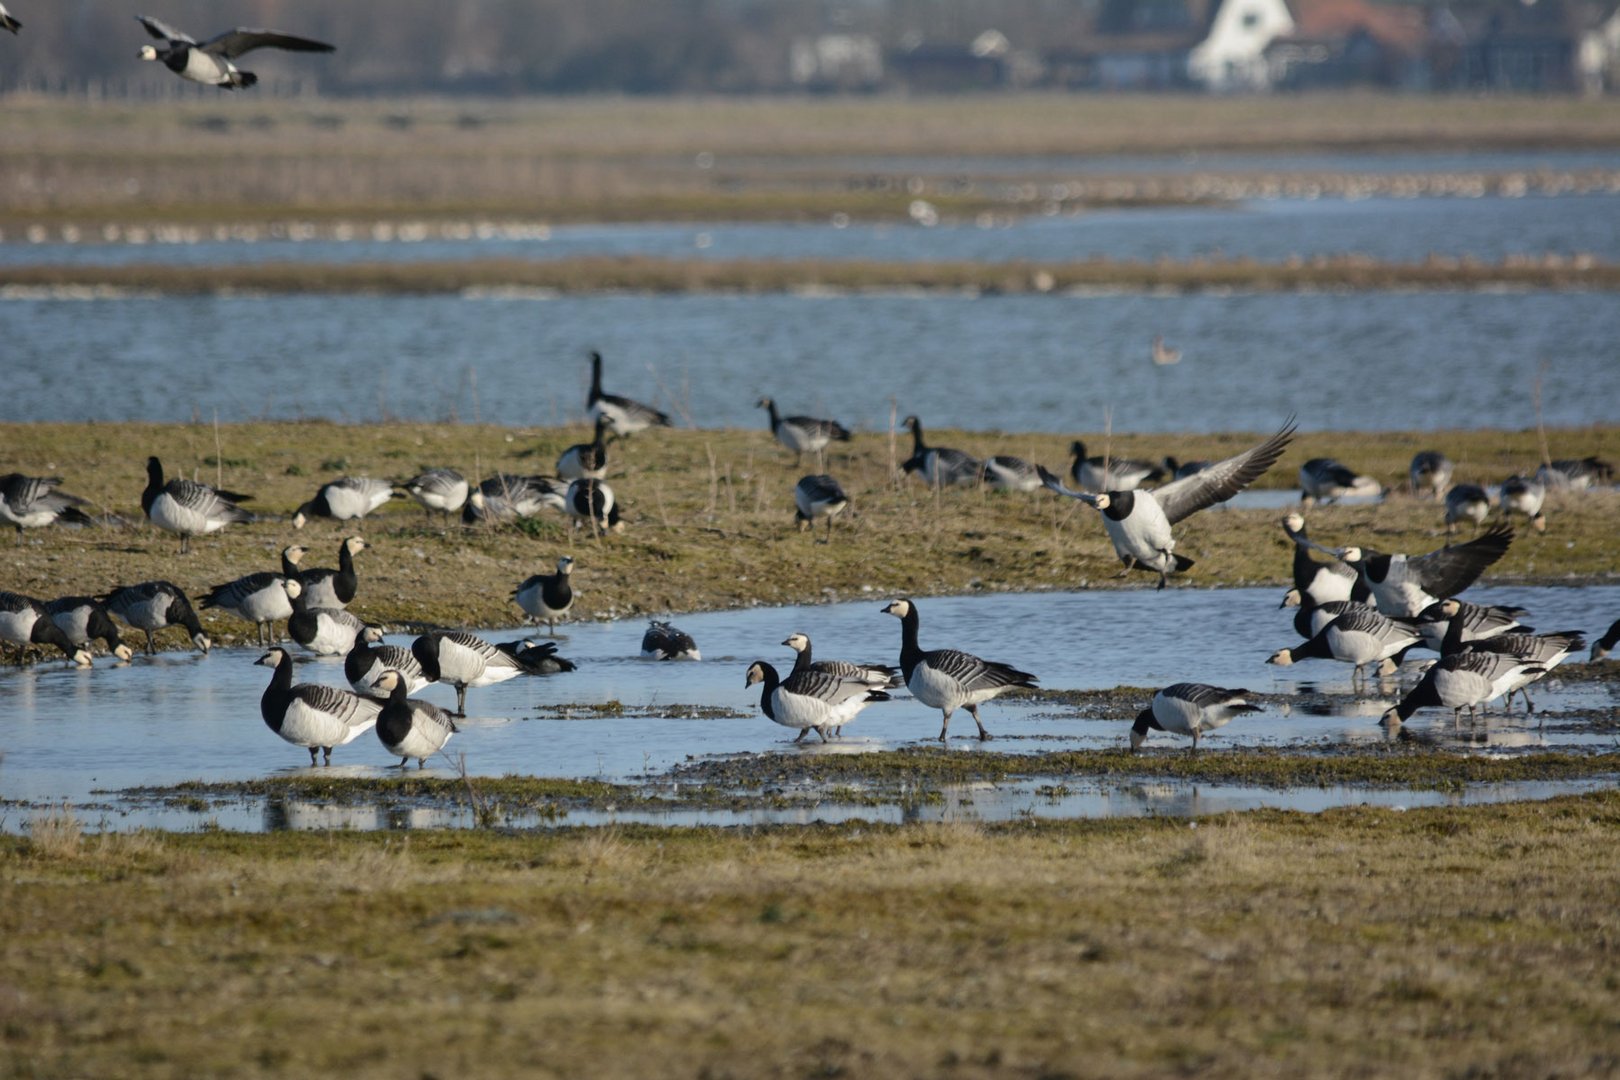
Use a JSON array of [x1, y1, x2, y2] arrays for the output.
[[2, 586, 1615, 832]]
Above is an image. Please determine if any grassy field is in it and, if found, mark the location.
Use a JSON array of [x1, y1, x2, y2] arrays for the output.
[[5, 793, 1620, 1077], [0, 421, 1615, 657]]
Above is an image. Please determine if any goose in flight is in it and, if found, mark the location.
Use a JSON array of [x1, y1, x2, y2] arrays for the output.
[[0, 5, 19, 34], [136, 14, 334, 89], [1289, 524, 1514, 618]]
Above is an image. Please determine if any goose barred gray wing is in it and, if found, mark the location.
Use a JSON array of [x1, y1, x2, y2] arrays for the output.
[[981, 455, 1043, 492], [0, 473, 92, 531], [403, 468, 468, 517], [198, 27, 337, 58], [291, 683, 383, 729], [1153, 419, 1296, 525]]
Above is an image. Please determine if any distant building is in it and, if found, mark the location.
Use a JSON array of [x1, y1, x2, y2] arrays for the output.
[[1579, 4, 1620, 94], [1265, 0, 1428, 89]]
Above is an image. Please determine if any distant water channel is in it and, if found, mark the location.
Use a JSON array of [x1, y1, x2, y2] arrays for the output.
[[2, 586, 1615, 833]]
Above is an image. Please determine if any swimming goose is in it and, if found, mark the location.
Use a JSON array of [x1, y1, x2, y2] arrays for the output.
[[1068, 440, 1164, 493], [566, 478, 622, 535], [1408, 451, 1453, 498], [1380, 649, 1545, 727], [292, 477, 399, 530], [757, 397, 851, 466], [293, 535, 366, 610], [1437, 604, 1583, 714], [881, 597, 1037, 742], [782, 631, 900, 691], [1150, 335, 1181, 366], [493, 639, 578, 674], [1590, 619, 1619, 662], [0, 591, 93, 665], [288, 605, 364, 656], [199, 573, 302, 646], [641, 621, 700, 661], [1130, 684, 1261, 752], [794, 474, 849, 540], [1039, 419, 1297, 589], [402, 468, 469, 521], [411, 630, 528, 716], [255, 647, 380, 766], [345, 626, 431, 695], [141, 456, 253, 554], [1444, 484, 1492, 536], [1298, 458, 1382, 506], [900, 415, 980, 489], [1, 5, 20, 34], [1536, 457, 1614, 491], [135, 15, 334, 90], [1, 473, 93, 536], [513, 556, 574, 634], [373, 669, 458, 768], [100, 580, 210, 654], [556, 419, 611, 482], [462, 474, 569, 523], [1499, 475, 1547, 533], [1267, 607, 1423, 689], [980, 455, 1044, 493], [746, 659, 889, 743], [1279, 513, 1370, 610], [587, 351, 671, 435], [1293, 524, 1515, 618], [45, 596, 135, 662]]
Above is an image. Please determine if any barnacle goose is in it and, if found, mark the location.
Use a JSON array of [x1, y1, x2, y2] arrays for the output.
[[587, 351, 671, 435], [0, 473, 93, 536], [1068, 440, 1164, 493], [980, 455, 1044, 493], [881, 598, 1037, 741], [1380, 650, 1545, 727], [403, 468, 469, 522], [463, 474, 569, 524], [292, 477, 399, 530], [1536, 456, 1614, 491], [900, 416, 980, 489], [141, 456, 253, 554], [1444, 484, 1492, 535], [411, 631, 529, 716], [642, 621, 700, 661], [794, 474, 849, 540], [1435, 599, 1582, 713], [1298, 458, 1382, 506], [135, 14, 334, 90], [1292, 598, 1376, 640], [566, 479, 623, 535], [493, 639, 578, 674], [293, 535, 366, 611], [1499, 475, 1547, 533], [0, 591, 93, 665], [1591, 619, 1620, 662], [1130, 684, 1261, 752], [746, 658, 889, 743], [513, 556, 574, 634], [1409, 451, 1454, 498], [1039, 419, 1297, 589], [346, 626, 431, 695], [287, 605, 365, 657], [101, 581, 210, 655], [0, 5, 20, 34], [1267, 607, 1423, 689], [46, 596, 135, 662], [1293, 524, 1514, 618], [1279, 513, 1370, 610], [199, 573, 302, 646], [1415, 598, 1531, 652], [556, 419, 611, 482], [757, 397, 851, 466], [782, 631, 900, 691], [255, 648, 380, 766], [373, 669, 458, 769]]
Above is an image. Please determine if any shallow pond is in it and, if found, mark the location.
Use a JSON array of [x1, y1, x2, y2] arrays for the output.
[[2, 585, 1615, 832]]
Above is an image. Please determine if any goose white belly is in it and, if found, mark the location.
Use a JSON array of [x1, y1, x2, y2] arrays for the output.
[[236, 588, 296, 624], [327, 486, 391, 520], [117, 594, 173, 630], [1326, 626, 1397, 667], [768, 687, 833, 730], [514, 582, 570, 620], [181, 50, 233, 84], [382, 710, 454, 761], [777, 424, 826, 455], [1429, 664, 1500, 709], [0, 608, 39, 644], [1151, 694, 1212, 738], [1366, 578, 1437, 619], [907, 661, 1004, 711], [591, 400, 651, 434], [296, 610, 363, 655], [149, 493, 222, 537], [279, 698, 373, 749], [555, 448, 605, 481], [299, 577, 344, 611], [1103, 501, 1174, 568], [1305, 568, 1356, 605]]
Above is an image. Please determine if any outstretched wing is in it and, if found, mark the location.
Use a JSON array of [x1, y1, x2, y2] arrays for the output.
[[1035, 465, 1098, 504], [136, 14, 195, 44], [1407, 524, 1514, 598], [202, 27, 336, 59], [1154, 418, 1297, 525]]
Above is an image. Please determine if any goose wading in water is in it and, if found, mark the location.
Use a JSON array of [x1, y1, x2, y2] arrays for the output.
[[100, 580, 210, 655], [1, 473, 93, 537], [513, 556, 575, 634], [287, 605, 365, 657], [255, 647, 381, 766], [345, 626, 432, 695], [1435, 599, 1583, 714], [642, 621, 700, 661], [781, 631, 900, 691], [881, 598, 1037, 742], [1131, 684, 1261, 752], [411, 630, 528, 717], [1266, 606, 1424, 691], [292, 477, 399, 530], [0, 591, 93, 666], [1380, 649, 1546, 728], [794, 474, 848, 540], [757, 397, 851, 466], [45, 596, 135, 663], [141, 456, 253, 554], [373, 669, 458, 769], [1039, 419, 1297, 589], [587, 350, 671, 436], [135, 14, 334, 89], [746, 657, 890, 743], [1414, 598, 1531, 652]]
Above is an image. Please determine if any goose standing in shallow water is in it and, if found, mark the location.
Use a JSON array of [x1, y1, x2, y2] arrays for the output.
[[292, 477, 399, 529], [402, 468, 468, 522], [781, 632, 899, 690], [746, 658, 890, 743], [1435, 599, 1583, 713], [1266, 607, 1423, 690], [900, 415, 980, 489], [881, 598, 1037, 741], [135, 14, 334, 90], [141, 456, 253, 554], [587, 351, 671, 435], [794, 474, 848, 540], [513, 556, 575, 634], [1, 473, 93, 537], [642, 621, 700, 661], [0, 591, 93, 665], [292, 536, 367, 610], [346, 626, 431, 695], [1131, 684, 1261, 752], [1380, 650, 1545, 727], [1444, 484, 1492, 536], [1068, 440, 1164, 493], [757, 397, 851, 467], [373, 669, 458, 768], [1040, 420, 1297, 589], [1499, 475, 1547, 533], [101, 581, 210, 655], [255, 648, 381, 766], [45, 596, 135, 662], [556, 419, 611, 482], [199, 573, 302, 647], [287, 605, 365, 656], [1415, 598, 1531, 652], [1299, 458, 1383, 506], [411, 631, 528, 716]]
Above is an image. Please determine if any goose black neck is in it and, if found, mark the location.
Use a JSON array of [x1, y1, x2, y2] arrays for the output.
[[333, 543, 358, 603], [261, 654, 293, 732], [755, 662, 780, 720], [908, 420, 927, 455], [141, 457, 164, 513], [895, 604, 923, 678], [788, 640, 814, 677], [410, 635, 442, 681], [764, 399, 781, 430], [377, 677, 414, 744], [1395, 672, 1441, 721], [344, 634, 376, 684], [589, 352, 604, 398], [1132, 708, 1164, 737], [1292, 535, 1317, 587], [1295, 629, 1336, 661], [31, 617, 78, 659], [1102, 491, 1135, 521], [1440, 609, 1467, 656]]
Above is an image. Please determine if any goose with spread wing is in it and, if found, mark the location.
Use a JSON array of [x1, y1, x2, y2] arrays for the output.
[[1290, 524, 1514, 618], [136, 14, 334, 90]]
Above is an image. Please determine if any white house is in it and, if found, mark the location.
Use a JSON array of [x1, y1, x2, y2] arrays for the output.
[[1187, 0, 1296, 90]]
